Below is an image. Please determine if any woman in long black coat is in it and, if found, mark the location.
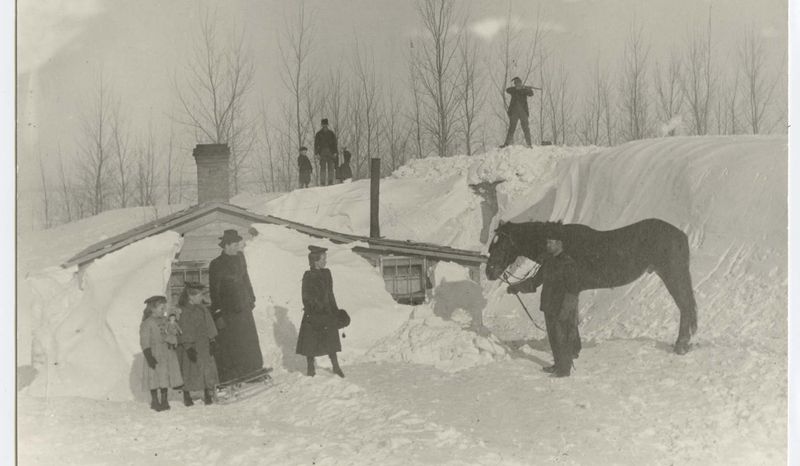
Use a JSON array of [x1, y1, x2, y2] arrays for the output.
[[209, 229, 263, 382], [296, 246, 344, 377]]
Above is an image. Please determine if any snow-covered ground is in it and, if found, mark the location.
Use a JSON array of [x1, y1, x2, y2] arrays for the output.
[[17, 136, 787, 465]]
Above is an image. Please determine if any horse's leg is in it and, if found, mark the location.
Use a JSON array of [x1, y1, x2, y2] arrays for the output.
[[657, 242, 698, 355]]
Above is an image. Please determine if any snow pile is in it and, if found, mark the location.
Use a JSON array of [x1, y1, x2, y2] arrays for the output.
[[250, 175, 483, 250], [23, 232, 182, 400], [393, 144, 601, 222], [364, 262, 508, 372], [18, 204, 188, 277], [363, 306, 508, 372], [484, 136, 787, 353]]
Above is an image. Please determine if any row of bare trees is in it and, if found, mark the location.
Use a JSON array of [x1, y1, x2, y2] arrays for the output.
[[35, 1, 785, 229]]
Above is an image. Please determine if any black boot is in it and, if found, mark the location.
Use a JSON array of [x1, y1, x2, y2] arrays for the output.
[[542, 365, 557, 373], [183, 390, 194, 407], [149, 389, 161, 412], [329, 353, 345, 378], [307, 356, 316, 377], [159, 388, 170, 411], [203, 389, 214, 405]]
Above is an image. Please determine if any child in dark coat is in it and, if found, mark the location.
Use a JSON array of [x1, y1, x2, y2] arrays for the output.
[[298, 146, 313, 188]]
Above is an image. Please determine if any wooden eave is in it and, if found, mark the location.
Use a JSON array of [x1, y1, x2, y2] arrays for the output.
[[63, 202, 487, 268]]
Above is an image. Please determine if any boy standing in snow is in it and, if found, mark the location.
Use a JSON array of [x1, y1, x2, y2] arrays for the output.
[[500, 77, 540, 148], [507, 233, 581, 377], [140, 295, 183, 411], [298, 146, 313, 188]]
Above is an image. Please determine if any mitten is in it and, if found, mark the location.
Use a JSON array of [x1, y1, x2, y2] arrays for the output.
[[187, 347, 198, 363], [209, 340, 217, 357], [143, 348, 157, 369]]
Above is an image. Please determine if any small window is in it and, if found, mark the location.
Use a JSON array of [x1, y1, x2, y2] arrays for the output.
[[380, 256, 427, 305]]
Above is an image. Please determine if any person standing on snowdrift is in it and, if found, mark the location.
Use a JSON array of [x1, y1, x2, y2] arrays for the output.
[[140, 295, 183, 412], [507, 233, 581, 377], [314, 118, 338, 186], [209, 229, 263, 382], [296, 245, 345, 378], [500, 77, 540, 148], [178, 282, 220, 406], [297, 146, 313, 188]]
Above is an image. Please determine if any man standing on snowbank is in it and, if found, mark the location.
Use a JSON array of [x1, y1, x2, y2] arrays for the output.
[[314, 118, 339, 186], [501, 77, 539, 148], [209, 229, 263, 382], [507, 233, 581, 377]]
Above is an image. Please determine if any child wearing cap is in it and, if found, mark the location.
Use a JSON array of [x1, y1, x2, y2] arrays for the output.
[[140, 295, 183, 412]]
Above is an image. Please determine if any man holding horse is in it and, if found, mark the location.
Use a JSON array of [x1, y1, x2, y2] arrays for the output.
[[507, 233, 581, 378]]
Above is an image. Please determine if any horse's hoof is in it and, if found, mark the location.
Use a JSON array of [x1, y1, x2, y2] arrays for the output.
[[674, 342, 690, 355]]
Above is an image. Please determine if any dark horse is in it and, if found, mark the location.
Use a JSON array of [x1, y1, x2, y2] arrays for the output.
[[485, 218, 697, 354]]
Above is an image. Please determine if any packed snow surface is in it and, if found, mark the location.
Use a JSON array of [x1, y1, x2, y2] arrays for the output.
[[17, 136, 787, 464]]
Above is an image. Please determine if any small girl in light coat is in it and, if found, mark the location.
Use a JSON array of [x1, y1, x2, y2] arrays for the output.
[[140, 295, 183, 412]]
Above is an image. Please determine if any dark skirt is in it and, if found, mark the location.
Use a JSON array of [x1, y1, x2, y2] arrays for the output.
[[295, 312, 341, 357], [216, 309, 263, 382]]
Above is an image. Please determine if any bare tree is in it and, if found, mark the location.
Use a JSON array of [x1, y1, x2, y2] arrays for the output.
[[681, 11, 715, 135], [110, 102, 133, 207], [540, 59, 573, 145], [164, 125, 176, 204], [619, 21, 652, 141], [578, 59, 611, 145], [76, 74, 113, 215], [739, 27, 779, 134], [413, 0, 463, 157], [55, 146, 73, 223], [653, 50, 684, 136], [352, 38, 381, 168], [408, 42, 426, 159], [458, 28, 483, 155], [383, 91, 411, 172], [135, 126, 159, 206], [37, 153, 51, 229], [278, 2, 315, 152], [175, 10, 256, 195], [715, 68, 740, 135]]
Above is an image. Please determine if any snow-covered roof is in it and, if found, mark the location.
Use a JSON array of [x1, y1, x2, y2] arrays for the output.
[[63, 202, 487, 268]]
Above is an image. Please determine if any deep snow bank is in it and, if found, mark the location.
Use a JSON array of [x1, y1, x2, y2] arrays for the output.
[[485, 136, 787, 352], [24, 232, 182, 400]]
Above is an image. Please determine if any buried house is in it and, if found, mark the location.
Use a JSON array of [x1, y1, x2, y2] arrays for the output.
[[21, 144, 486, 400]]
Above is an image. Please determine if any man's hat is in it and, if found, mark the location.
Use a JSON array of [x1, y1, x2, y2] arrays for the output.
[[299, 146, 308, 151], [321, 118, 329, 125], [144, 295, 167, 305], [218, 229, 243, 247], [511, 76, 522, 83], [308, 245, 328, 253]]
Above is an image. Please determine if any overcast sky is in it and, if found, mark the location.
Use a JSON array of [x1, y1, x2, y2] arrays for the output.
[[15, 0, 788, 192]]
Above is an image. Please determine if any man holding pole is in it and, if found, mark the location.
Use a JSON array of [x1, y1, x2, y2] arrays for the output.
[[500, 77, 541, 148]]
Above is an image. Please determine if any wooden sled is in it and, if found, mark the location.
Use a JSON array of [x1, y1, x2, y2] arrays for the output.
[[215, 367, 273, 404]]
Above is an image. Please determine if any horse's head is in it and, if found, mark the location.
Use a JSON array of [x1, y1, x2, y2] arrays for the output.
[[486, 222, 522, 280], [486, 221, 560, 280]]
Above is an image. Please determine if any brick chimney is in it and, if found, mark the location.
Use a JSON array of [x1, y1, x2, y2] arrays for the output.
[[193, 144, 230, 203]]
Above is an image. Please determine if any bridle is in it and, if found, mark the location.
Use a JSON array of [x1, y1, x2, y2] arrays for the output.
[[490, 230, 545, 332]]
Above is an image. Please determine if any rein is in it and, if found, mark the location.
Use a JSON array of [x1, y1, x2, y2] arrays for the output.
[[499, 264, 545, 332]]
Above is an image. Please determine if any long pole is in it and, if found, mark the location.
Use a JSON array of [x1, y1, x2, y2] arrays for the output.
[[370, 158, 380, 238]]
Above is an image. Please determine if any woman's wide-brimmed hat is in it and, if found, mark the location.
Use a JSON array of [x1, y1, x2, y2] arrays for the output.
[[218, 229, 244, 247]]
